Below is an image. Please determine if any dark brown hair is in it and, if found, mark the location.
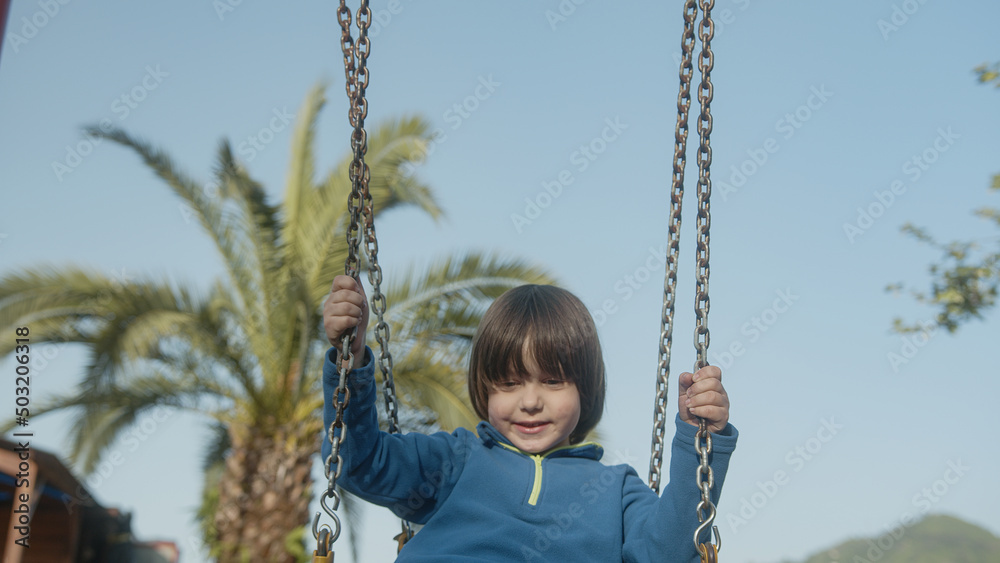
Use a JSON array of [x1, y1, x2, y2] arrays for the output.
[[468, 285, 606, 444]]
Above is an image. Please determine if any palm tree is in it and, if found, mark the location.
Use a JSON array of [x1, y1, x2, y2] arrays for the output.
[[0, 83, 554, 562]]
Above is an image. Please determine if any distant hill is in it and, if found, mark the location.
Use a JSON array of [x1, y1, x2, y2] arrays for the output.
[[795, 514, 1000, 563]]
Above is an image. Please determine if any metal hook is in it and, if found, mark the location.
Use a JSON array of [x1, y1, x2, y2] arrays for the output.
[[693, 501, 719, 553], [311, 513, 332, 540], [319, 490, 342, 544]]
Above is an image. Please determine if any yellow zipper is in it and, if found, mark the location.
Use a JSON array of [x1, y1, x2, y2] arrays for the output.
[[528, 454, 544, 505], [498, 442, 600, 506]]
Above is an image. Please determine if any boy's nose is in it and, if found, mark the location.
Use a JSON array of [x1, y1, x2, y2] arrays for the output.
[[519, 387, 542, 411]]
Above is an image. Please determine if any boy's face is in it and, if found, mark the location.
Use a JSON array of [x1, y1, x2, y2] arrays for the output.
[[487, 345, 581, 454]]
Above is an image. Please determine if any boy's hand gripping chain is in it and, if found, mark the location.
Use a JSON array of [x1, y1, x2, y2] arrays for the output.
[[648, 1, 721, 561]]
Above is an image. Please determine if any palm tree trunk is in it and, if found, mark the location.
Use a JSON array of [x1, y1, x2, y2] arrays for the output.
[[213, 422, 317, 563]]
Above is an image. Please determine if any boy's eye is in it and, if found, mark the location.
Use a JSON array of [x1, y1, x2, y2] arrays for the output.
[[497, 380, 519, 389], [544, 378, 568, 387]]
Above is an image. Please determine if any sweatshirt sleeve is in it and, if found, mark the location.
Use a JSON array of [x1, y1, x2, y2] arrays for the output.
[[321, 346, 468, 524], [621, 415, 738, 563]]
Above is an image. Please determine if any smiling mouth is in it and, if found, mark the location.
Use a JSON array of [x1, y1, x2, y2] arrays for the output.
[[514, 421, 550, 434]]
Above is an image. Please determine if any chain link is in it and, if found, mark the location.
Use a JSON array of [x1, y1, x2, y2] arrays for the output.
[[649, 0, 698, 496]]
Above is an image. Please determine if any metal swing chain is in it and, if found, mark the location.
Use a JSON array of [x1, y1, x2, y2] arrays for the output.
[[647, 0, 720, 560], [311, 3, 372, 561], [692, 0, 719, 558], [649, 0, 698, 497]]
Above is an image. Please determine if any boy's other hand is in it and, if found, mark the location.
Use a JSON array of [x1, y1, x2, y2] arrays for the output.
[[323, 275, 369, 369], [678, 365, 730, 434]]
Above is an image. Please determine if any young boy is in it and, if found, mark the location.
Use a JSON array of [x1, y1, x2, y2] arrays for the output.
[[322, 276, 736, 562]]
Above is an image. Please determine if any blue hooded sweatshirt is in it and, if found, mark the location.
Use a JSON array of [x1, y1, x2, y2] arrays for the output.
[[322, 347, 738, 562]]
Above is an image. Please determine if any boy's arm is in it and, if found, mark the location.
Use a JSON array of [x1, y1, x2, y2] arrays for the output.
[[621, 415, 738, 563], [321, 346, 468, 524]]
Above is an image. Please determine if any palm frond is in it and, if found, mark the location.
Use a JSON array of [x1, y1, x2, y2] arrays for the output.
[[41, 368, 221, 472], [282, 82, 327, 276], [297, 115, 444, 304], [0, 265, 121, 347], [390, 347, 478, 432], [363, 116, 443, 220], [201, 422, 232, 473], [385, 252, 556, 350], [213, 141, 288, 384], [84, 125, 265, 324], [1, 267, 190, 380]]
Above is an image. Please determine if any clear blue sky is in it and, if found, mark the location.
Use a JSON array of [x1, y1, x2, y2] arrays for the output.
[[2, 1, 999, 562]]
